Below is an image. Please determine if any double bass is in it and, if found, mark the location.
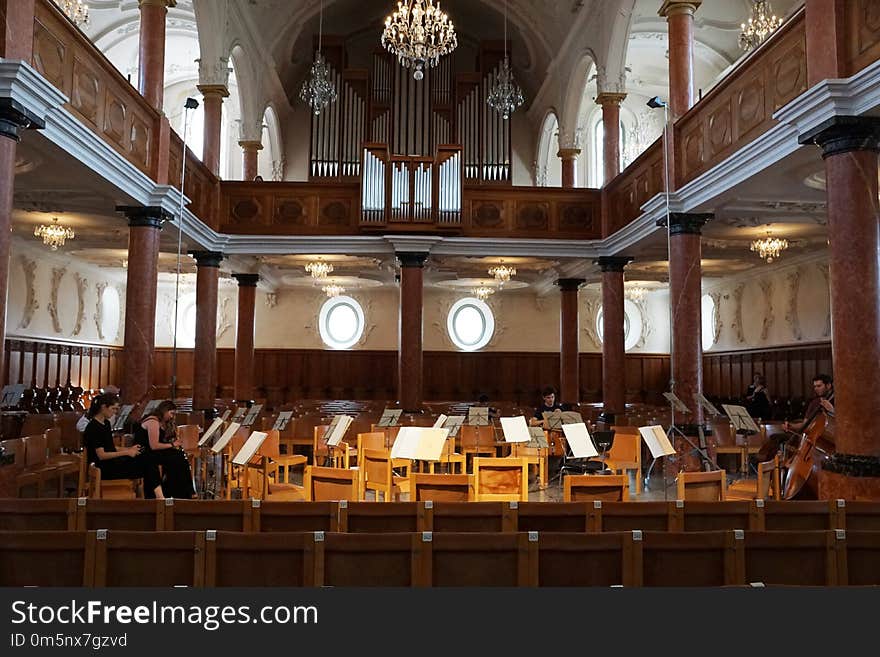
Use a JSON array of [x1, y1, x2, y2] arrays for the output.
[[782, 391, 835, 499]]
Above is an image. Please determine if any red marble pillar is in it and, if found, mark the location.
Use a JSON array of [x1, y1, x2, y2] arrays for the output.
[[240, 140, 262, 181], [802, 117, 880, 498], [597, 257, 633, 423], [557, 279, 585, 406], [557, 148, 580, 188], [233, 274, 259, 403], [0, 139, 15, 385], [116, 207, 168, 404], [597, 93, 626, 184], [805, 0, 847, 85], [668, 213, 712, 472], [0, 0, 35, 60], [190, 251, 223, 413], [197, 85, 227, 176], [398, 253, 427, 412], [137, 0, 173, 111], [660, 1, 701, 119]]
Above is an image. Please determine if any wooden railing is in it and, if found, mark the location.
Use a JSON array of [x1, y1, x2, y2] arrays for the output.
[[846, 0, 880, 76], [602, 138, 664, 237], [4, 337, 122, 391], [168, 132, 220, 230]]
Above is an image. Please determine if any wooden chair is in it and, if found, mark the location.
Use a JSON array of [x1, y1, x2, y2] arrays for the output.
[[88, 463, 142, 499], [472, 457, 528, 502], [594, 501, 674, 532], [0, 530, 95, 586], [164, 499, 253, 532], [426, 437, 466, 475], [563, 474, 629, 502], [0, 498, 77, 531], [425, 532, 534, 586], [679, 501, 758, 531], [676, 470, 727, 501], [254, 501, 338, 532], [596, 428, 642, 493], [360, 448, 409, 501], [244, 430, 306, 501], [728, 456, 782, 501], [18, 433, 62, 497], [93, 530, 205, 587], [428, 502, 515, 532], [339, 502, 422, 532], [313, 424, 357, 469], [410, 473, 470, 502], [841, 501, 880, 530], [635, 530, 743, 587], [317, 532, 424, 587], [303, 465, 359, 502], [78, 499, 164, 531], [536, 531, 636, 587], [45, 426, 80, 495], [515, 502, 591, 533], [205, 531, 316, 586], [762, 500, 839, 531], [509, 440, 548, 486], [841, 530, 880, 586], [743, 530, 839, 585], [460, 424, 497, 468]]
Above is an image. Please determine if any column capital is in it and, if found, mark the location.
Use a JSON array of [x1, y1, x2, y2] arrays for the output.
[[595, 92, 627, 108], [659, 1, 700, 18], [190, 250, 225, 268], [800, 116, 880, 159], [666, 212, 712, 236], [397, 252, 429, 268], [138, 0, 176, 8], [0, 98, 44, 142], [232, 273, 260, 287], [196, 84, 229, 99], [596, 256, 634, 272], [238, 139, 264, 152], [557, 147, 581, 161], [116, 205, 171, 228], [555, 278, 586, 292]]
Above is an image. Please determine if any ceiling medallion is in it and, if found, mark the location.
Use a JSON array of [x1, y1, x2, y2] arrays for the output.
[[34, 217, 75, 251], [750, 234, 789, 263], [488, 261, 516, 287], [382, 0, 458, 80], [305, 261, 334, 279], [739, 0, 782, 52], [299, 0, 338, 116]]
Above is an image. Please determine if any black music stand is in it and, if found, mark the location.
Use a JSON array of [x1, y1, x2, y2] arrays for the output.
[[723, 403, 762, 474]]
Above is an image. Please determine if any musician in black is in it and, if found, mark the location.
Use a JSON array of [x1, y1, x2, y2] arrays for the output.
[[133, 400, 195, 499], [744, 373, 772, 421], [529, 386, 564, 427]]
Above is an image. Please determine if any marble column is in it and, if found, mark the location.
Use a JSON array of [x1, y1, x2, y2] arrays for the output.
[[659, 1, 701, 119], [668, 212, 711, 472], [190, 251, 223, 414], [398, 252, 428, 412], [232, 274, 259, 403], [240, 140, 262, 181], [137, 0, 174, 111], [557, 279, 585, 406], [116, 207, 169, 404], [197, 85, 227, 176], [597, 93, 627, 183], [801, 117, 880, 498], [557, 148, 580, 188], [805, 0, 847, 86], [597, 257, 633, 423]]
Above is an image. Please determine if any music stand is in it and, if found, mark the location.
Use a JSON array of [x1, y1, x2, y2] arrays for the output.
[[722, 403, 762, 473], [443, 415, 465, 438], [698, 393, 722, 418], [468, 407, 490, 426], [112, 404, 134, 432], [639, 425, 677, 500], [658, 392, 720, 478], [272, 411, 294, 432], [241, 403, 263, 428], [377, 408, 402, 428]]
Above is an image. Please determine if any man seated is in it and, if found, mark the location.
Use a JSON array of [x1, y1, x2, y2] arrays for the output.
[[529, 386, 564, 427]]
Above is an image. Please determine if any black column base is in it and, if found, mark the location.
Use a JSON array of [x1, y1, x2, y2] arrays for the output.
[[822, 453, 880, 478]]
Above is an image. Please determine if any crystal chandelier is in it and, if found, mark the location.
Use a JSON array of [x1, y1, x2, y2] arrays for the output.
[[34, 217, 75, 250], [486, 0, 524, 119], [299, 0, 337, 116], [305, 261, 334, 279], [322, 284, 345, 298], [739, 0, 782, 51], [488, 262, 516, 286], [382, 0, 458, 80], [472, 285, 496, 301], [54, 0, 89, 27], [750, 234, 789, 263], [625, 286, 648, 302]]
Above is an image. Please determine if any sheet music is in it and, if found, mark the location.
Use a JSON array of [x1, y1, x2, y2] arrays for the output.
[[326, 415, 353, 447], [198, 418, 224, 447], [443, 415, 465, 437], [560, 411, 584, 425], [433, 414, 448, 429], [390, 427, 449, 461], [500, 416, 531, 443], [142, 399, 161, 416], [697, 393, 721, 417], [232, 431, 269, 466], [376, 408, 402, 428], [241, 404, 263, 427], [639, 425, 676, 458], [542, 410, 564, 430], [230, 406, 247, 422], [527, 426, 549, 449], [0, 384, 25, 408], [467, 406, 490, 426], [219, 409, 231, 422], [721, 404, 761, 434], [112, 405, 134, 431], [561, 423, 599, 458], [272, 411, 294, 431], [211, 422, 241, 453], [663, 392, 692, 414]]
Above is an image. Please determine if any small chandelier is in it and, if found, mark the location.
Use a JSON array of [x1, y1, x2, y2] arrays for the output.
[[488, 262, 516, 286], [54, 0, 89, 27], [739, 0, 782, 51], [34, 217, 75, 251], [472, 285, 495, 301], [626, 286, 648, 302], [486, 0, 524, 119], [750, 234, 789, 263], [305, 261, 334, 279], [322, 284, 345, 298], [382, 0, 458, 80], [299, 0, 338, 116]]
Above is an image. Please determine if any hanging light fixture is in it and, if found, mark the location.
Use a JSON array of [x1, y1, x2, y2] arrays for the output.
[[750, 233, 789, 263], [381, 0, 458, 80], [322, 284, 345, 298], [472, 285, 496, 301], [488, 261, 516, 287], [34, 217, 75, 251], [739, 0, 782, 51], [305, 261, 334, 279], [54, 0, 89, 27], [486, 0, 524, 119], [299, 0, 338, 116], [625, 285, 648, 302]]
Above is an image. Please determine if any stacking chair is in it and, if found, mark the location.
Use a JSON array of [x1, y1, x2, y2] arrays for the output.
[[0, 498, 77, 531], [635, 530, 742, 587], [205, 531, 316, 586], [676, 470, 727, 501], [244, 430, 305, 501], [339, 501, 422, 532], [303, 465, 359, 502], [427, 437, 466, 475], [597, 427, 642, 493], [94, 531, 205, 587], [563, 474, 629, 502], [318, 533, 424, 587], [425, 532, 533, 586], [87, 463, 142, 499], [410, 473, 470, 502], [359, 448, 409, 501], [472, 457, 528, 502], [0, 530, 95, 586], [255, 501, 338, 532], [460, 424, 497, 469], [536, 531, 636, 587], [743, 530, 839, 585]]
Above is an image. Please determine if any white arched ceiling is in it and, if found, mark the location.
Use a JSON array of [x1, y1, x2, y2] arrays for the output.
[[535, 111, 562, 188]]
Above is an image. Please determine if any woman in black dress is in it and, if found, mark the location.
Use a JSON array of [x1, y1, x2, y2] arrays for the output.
[[134, 400, 195, 499], [745, 373, 773, 421], [83, 393, 154, 492]]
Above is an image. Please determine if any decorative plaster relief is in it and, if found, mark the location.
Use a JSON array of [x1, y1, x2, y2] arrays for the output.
[[264, 292, 277, 308], [759, 279, 774, 342], [95, 281, 107, 340], [633, 298, 652, 350], [17, 255, 39, 329], [582, 297, 601, 349], [48, 267, 65, 334], [785, 268, 803, 341], [731, 283, 745, 343], [216, 296, 232, 339], [73, 273, 88, 336], [710, 292, 722, 345]]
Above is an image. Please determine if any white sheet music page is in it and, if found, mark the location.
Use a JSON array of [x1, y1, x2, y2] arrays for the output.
[[500, 416, 531, 443], [721, 404, 761, 434], [390, 427, 421, 460], [639, 425, 676, 458], [326, 415, 353, 446], [232, 431, 268, 466], [433, 414, 448, 429], [198, 418, 224, 447], [211, 422, 241, 453], [561, 423, 599, 458], [444, 415, 465, 437], [272, 411, 294, 431]]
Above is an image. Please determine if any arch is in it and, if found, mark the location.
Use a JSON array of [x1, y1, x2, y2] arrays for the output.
[[260, 104, 284, 180], [558, 51, 596, 148], [603, 0, 638, 95], [535, 109, 561, 187]]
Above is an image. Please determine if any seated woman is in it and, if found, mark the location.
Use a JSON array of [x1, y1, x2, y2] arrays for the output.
[[83, 393, 158, 495], [133, 400, 195, 500]]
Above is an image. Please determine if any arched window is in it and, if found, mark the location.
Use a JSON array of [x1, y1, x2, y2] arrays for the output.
[[701, 294, 717, 351], [319, 296, 365, 349], [588, 110, 626, 188], [447, 298, 495, 351]]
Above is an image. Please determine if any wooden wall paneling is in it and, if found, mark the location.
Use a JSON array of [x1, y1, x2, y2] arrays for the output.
[[846, 0, 880, 76]]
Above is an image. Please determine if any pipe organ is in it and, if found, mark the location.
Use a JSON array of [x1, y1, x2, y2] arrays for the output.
[[309, 39, 510, 186]]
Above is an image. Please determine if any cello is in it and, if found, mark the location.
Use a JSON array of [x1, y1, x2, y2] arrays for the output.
[[782, 391, 835, 499]]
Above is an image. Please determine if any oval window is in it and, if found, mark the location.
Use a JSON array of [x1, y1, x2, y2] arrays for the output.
[[447, 297, 494, 351], [596, 299, 643, 351], [319, 296, 365, 349]]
